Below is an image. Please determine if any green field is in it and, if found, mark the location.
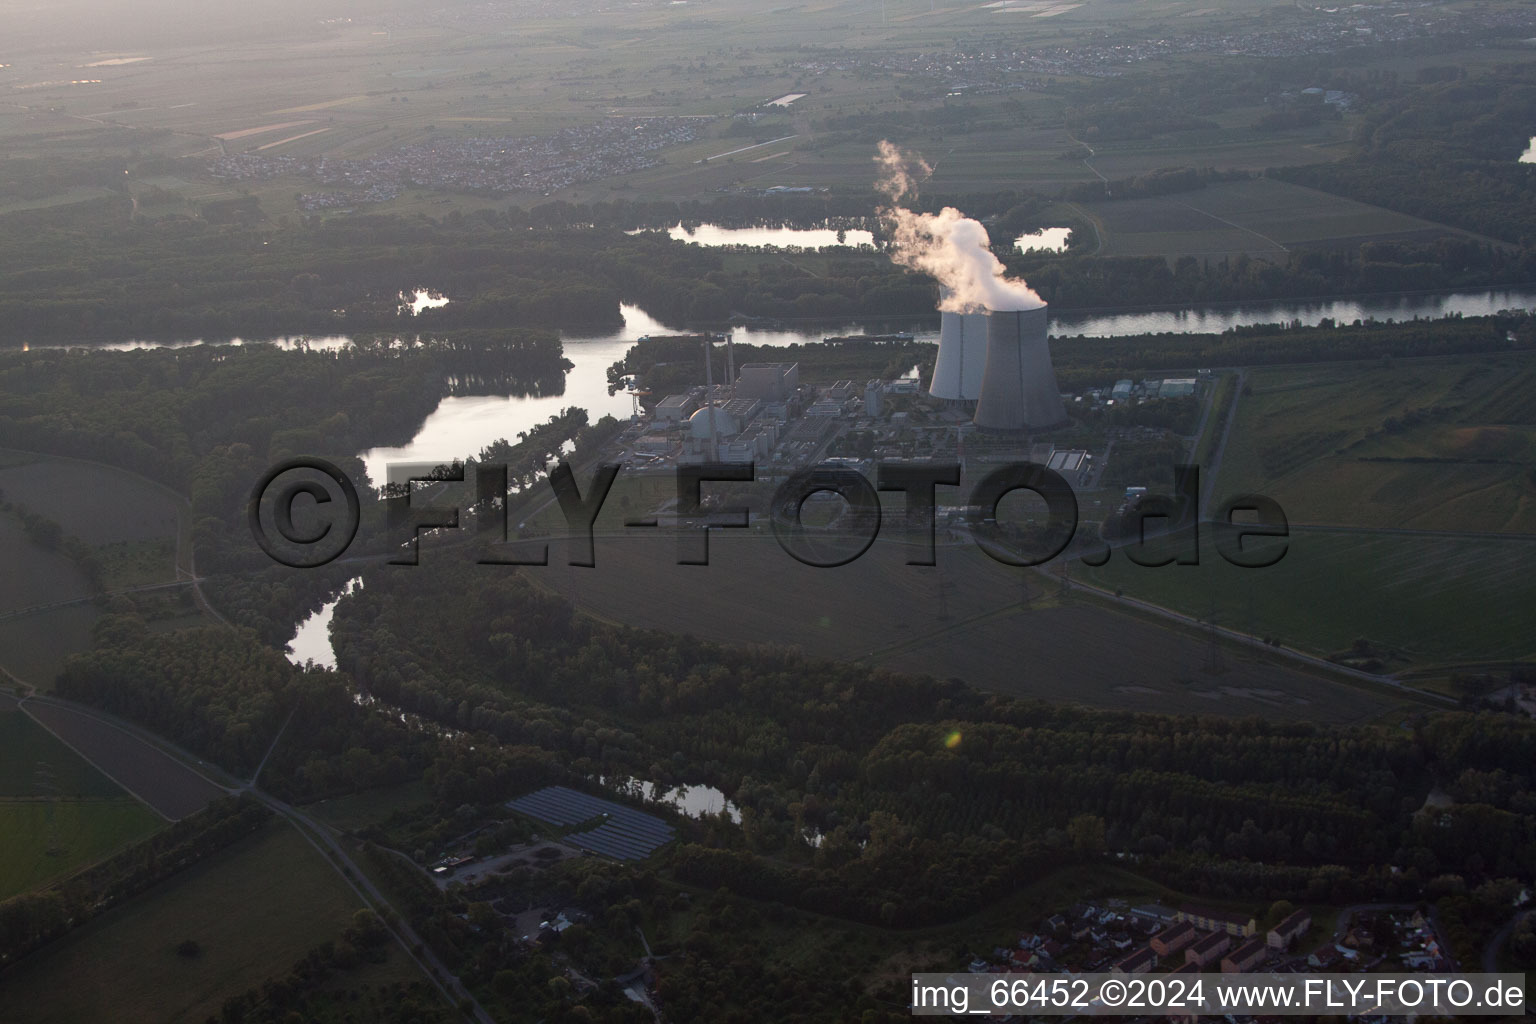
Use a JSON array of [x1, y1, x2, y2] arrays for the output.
[[0, 454, 184, 549], [0, 821, 417, 1024], [303, 779, 434, 833], [0, 700, 134, 798], [534, 529, 1415, 725], [1079, 177, 1479, 259], [0, 698, 163, 900], [0, 606, 100, 689], [0, 801, 161, 901], [1211, 354, 1536, 533], [1077, 529, 1536, 669], [1, 0, 1513, 238], [0, 515, 93, 617], [0, 453, 191, 688]]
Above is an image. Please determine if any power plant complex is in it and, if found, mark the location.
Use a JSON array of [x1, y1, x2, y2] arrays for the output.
[[932, 303, 1067, 432]]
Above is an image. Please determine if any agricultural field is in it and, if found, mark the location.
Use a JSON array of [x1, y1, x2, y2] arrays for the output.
[[0, 691, 164, 900], [0, 452, 191, 687], [0, 820, 418, 1024], [0, 801, 161, 901], [0, 516, 93, 617], [3, 0, 1521, 229], [1076, 529, 1536, 671], [535, 529, 1416, 725], [0, 607, 99, 690], [1210, 353, 1536, 534], [0, 453, 184, 551], [1078, 178, 1482, 260], [302, 778, 434, 833], [21, 699, 229, 820]]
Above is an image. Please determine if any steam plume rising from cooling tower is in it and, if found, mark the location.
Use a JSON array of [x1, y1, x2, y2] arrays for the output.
[[874, 140, 1044, 313]]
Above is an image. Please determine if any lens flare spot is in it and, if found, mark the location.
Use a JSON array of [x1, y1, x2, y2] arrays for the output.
[[944, 730, 962, 750], [818, 615, 832, 628]]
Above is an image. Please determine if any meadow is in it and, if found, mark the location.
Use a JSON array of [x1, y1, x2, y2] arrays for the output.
[[1210, 353, 1536, 534], [1076, 529, 1536, 670], [302, 778, 434, 833], [1078, 177, 1483, 260], [0, 694, 163, 900], [22, 700, 228, 820], [0, 821, 416, 1024], [0, 800, 162, 901], [0, 455, 183, 549], [533, 529, 1419, 725], [0, 452, 192, 688]]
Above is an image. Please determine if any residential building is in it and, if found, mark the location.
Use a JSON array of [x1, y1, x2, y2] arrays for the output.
[[1178, 904, 1258, 937], [1267, 908, 1312, 950], [1112, 947, 1157, 975], [1151, 921, 1198, 957], [1222, 937, 1269, 973], [1186, 931, 1232, 968]]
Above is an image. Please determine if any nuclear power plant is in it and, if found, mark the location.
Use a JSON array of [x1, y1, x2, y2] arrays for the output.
[[931, 303, 1067, 432], [927, 308, 988, 402]]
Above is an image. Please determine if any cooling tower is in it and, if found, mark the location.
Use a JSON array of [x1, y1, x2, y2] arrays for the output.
[[928, 309, 989, 401], [972, 305, 1067, 432]]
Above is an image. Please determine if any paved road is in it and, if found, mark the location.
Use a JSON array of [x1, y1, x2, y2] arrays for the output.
[[1201, 369, 1244, 513], [1483, 908, 1532, 973]]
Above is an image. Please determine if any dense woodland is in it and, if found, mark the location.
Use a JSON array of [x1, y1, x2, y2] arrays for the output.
[[5, 171, 1536, 346], [5, 71, 1536, 1010], [36, 548, 1536, 1019], [1272, 63, 1536, 244]]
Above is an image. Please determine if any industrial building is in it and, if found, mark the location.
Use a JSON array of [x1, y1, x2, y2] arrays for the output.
[[655, 394, 698, 421], [735, 361, 799, 401]]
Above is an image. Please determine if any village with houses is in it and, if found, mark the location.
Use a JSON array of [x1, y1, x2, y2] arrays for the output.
[[956, 898, 1458, 1019]]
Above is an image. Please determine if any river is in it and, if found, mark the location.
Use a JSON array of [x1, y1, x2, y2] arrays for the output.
[[359, 286, 1536, 484], [20, 287, 1536, 486]]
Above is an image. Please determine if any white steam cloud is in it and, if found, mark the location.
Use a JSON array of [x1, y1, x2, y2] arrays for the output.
[[874, 140, 1044, 313]]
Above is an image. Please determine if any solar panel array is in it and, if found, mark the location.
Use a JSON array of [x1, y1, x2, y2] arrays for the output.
[[507, 785, 676, 861]]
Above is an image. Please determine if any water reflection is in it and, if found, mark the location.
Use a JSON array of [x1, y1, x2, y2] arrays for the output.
[[636, 222, 875, 248], [602, 775, 742, 822], [1014, 227, 1072, 253], [400, 288, 450, 315], [357, 304, 674, 485], [286, 577, 362, 669]]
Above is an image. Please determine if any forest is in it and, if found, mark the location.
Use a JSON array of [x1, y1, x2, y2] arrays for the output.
[[3, 259, 1536, 1020], [32, 546, 1536, 1019], [6, 167, 1536, 346], [1272, 63, 1536, 245]]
